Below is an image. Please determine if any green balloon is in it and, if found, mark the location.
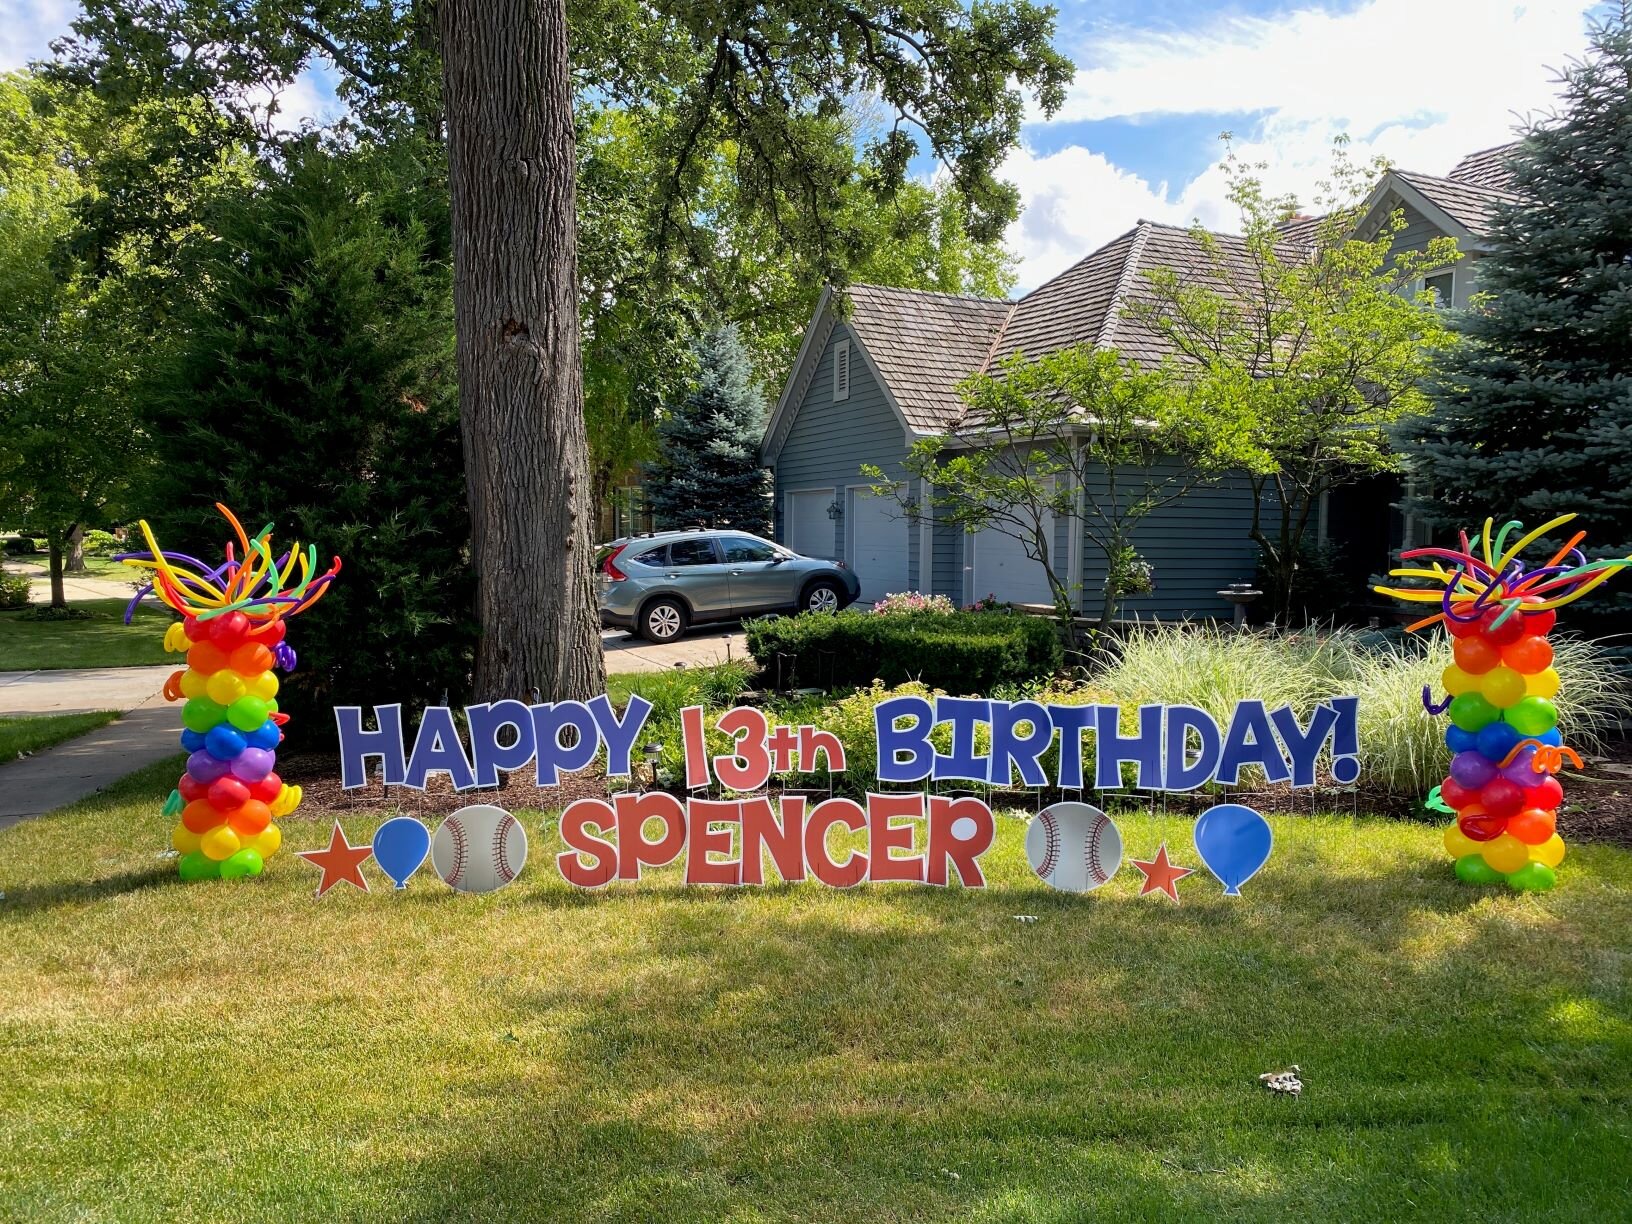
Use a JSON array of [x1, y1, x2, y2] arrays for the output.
[[178, 851, 221, 882], [1506, 861, 1557, 892], [1454, 854, 1505, 886], [220, 848, 264, 880], [227, 696, 270, 732], [1506, 697, 1558, 738], [1448, 692, 1499, 733], [181, 698, 228, 734]]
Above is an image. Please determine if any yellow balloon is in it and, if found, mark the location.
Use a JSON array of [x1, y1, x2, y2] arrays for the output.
[[1525, 668, 1561, 699], [1442, 665, 1477, 697], [179, 668, 210, 700], [1533, 834, 1566, 869], [1481, 833, 1529, 875], [164, 622, 191, 653], [250, 671, 279, 701], [1444, 824, 1480, 859], [1481, 666, 1527, 709], [271, 784, 302, 819], [205, 669, 247, 706], [200, 824, 241, 862], [172, 822, 202, 855], [246, 823, 282, 858]]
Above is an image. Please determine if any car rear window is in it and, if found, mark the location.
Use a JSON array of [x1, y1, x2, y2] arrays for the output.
[[668, 538, 719, 566], [631, 546, 668, 566]]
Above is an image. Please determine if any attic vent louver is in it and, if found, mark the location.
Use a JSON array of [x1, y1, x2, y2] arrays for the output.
[[833, 339, 851, 402]]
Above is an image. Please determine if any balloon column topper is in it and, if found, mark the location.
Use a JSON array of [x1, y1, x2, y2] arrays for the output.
[[1377, 514, 1629, 892], [120, 504, 341, 882]]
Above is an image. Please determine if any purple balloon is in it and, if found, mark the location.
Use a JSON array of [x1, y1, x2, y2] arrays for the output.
[[187, 750, 232, 783], [1449, 750, 1498, 789], [273, 642, 297, 672], [1501, 745, 1548, 787], [230, 747, 276, 783]]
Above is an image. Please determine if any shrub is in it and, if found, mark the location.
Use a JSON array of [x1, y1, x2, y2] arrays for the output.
[[81, 529, 121, 556], [871, 591, 956, 616], [0, 571, 31, 610], [745, 609, 1062, 694], [1, 535, 41, 556]]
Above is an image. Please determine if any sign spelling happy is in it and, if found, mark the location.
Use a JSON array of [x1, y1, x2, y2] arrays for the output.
[[332, 695, 1358, 892]]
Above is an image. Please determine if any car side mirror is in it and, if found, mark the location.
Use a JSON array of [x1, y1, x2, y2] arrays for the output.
[[769, 554, 787, 565]]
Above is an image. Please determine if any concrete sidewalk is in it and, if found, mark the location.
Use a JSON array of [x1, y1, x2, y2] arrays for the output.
[[1, 558, 133, 604], [0, 664, 173, 716], [0, 696, 179, 828]]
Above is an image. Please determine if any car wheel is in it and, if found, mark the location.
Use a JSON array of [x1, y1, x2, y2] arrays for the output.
[[639, 597, 687, 642], [801, 580, 842, 615]]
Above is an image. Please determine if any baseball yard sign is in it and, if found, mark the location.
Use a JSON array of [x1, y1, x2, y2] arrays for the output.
[[306, 692, 1357, 898]]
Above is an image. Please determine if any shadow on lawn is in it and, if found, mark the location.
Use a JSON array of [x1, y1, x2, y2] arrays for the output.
[[0, 863, 179, 914]]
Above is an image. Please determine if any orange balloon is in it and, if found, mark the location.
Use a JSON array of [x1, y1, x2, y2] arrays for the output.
[[228, 799, 272, 836], [1507, 807, 1557, 845], [182, 799, 225, 834], [1501, 635, 1554, 675], [186, 641, 230, 675], [1453, 636, 1501, 675], [230, 642, 275, 676]]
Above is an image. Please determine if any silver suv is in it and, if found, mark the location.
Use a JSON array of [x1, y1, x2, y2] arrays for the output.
[[597, 529, 862, 642]]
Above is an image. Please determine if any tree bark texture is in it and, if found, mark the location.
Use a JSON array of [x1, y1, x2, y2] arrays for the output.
[[66, 524, 86, 574], [438, 0, 607, 702]]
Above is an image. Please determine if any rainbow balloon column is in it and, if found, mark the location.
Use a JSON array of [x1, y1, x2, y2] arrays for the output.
[[120, 505, 340, 882], [1377, 514, 1629, 892]]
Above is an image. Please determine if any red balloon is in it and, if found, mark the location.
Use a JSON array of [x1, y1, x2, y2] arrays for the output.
[[1440, 776, 1476, 810], [208, 611, 251, 648], [178, 774, 209, 803], [1446, 608, 1485, 639], [183, 615, 209, 641], [1452, 636, 1501, 675], [1458, 804, 1507, 842], [207, 776, 251, 812], [1524, 776, 1564, 811], [1508, 808, 1556, 845], [1519, 596, 1556, 636], [1479, 777, 1525, 820], [1483, 613, 1526, 647], [251, 619, 287, 645], [248, 771, 283, 804]]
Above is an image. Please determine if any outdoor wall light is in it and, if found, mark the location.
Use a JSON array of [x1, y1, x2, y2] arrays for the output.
[[826, 499, 844, 521]]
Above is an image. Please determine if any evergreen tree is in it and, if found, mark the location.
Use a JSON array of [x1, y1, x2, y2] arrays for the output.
[[1402, 12, 1632, 618], [142, 138, 476, 735], [646, 325, 772, 535]]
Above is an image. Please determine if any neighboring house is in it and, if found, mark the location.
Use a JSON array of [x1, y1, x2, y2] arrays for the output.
[[760, 143, 1524, 616]]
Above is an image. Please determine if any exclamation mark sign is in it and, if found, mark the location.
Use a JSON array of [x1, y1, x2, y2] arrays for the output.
[[1328, 696, 1360, 785]]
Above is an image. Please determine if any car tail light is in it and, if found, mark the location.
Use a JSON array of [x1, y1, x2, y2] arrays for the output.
[[602, 545, 630, 581]]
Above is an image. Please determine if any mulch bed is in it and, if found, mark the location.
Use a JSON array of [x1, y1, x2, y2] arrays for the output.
[[277, 752, 610, 818]]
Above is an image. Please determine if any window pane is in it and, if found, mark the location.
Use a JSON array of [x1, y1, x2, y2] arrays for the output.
[[668, 538, 718, 566], [722, 536, 776, 563], [1426, 272, 1454, 306], [633, 546, 668, 566]]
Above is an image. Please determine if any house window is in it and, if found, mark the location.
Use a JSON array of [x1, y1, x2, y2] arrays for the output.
[[1424, 271, 1455, 307], [833, 339, 851, 402], [613, 486, 652, 538]]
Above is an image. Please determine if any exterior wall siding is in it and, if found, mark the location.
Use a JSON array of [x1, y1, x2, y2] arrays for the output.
[[772, 321, 920, 585], [1386, 200, 1482, 306]]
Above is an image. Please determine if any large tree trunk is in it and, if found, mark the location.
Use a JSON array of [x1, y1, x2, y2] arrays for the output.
[[47, 539, 68, 609], [438, 0, 607, 702], [66, 524, 86, 573]]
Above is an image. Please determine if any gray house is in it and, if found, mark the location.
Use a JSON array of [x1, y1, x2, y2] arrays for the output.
[[760, 143, 1523, 617]]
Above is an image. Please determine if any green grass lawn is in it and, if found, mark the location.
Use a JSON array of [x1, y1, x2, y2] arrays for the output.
[[0, 598, 174, 670], [7, 555, 134, 581], [0, 710, 119, 759], [3, 763, 1630, 1221]]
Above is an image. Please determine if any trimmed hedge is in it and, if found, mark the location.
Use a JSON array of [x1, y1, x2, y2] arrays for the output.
[[745, 610, 1062, 694]]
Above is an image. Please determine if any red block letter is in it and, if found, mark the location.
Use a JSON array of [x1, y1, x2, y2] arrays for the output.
[[558, 797, 618, 888], [680, 704, 710, 789], [743, 795, 805, 884], [927, 796, 995, 887], [685, 799, 743, 885], [615, 791, 687, 881], [714, 706, 772, 793], [867, 792, 926, 883], [798, 724, 846, 773], [804, 797, 868, 888]]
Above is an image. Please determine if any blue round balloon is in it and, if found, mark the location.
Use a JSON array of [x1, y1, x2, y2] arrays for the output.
[[180, 728, 206, 753], [372, 816, 431, 890], [246, 720, 281, 750], [1476, 720, 1523, 762], [1193, 803, 1273, 897], [1444, 725, 1478, 754], [1539, 727, 1563, 747], [204, 723, 248, 761]]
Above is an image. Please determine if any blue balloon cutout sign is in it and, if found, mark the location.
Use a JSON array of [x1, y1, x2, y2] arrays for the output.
[[1193, 803, 1273, 896], [372, 816, 431, 889]]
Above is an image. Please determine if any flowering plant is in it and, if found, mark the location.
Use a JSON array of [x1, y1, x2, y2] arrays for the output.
[[871, 591, 956, 616]]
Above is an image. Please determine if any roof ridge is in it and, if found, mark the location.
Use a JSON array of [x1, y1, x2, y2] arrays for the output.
[[975, 300, 1021, 376], [1095, 220, 1153, 350], [849, 281, 1009, 307], [1016, 222, 1144, 302]]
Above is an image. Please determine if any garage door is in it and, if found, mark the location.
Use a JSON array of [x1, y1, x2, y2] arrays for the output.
[[848, 485, 911, 604], [786, 489, 836, 559], [972, 523, 1057, 607]]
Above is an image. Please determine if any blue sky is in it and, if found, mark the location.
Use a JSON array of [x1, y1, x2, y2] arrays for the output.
[[1, 0, 1608, 290]]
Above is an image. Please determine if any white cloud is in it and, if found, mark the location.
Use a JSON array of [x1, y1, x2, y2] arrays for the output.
[[0, 0, 78, 72], [1007, 0, 1601, 289]]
